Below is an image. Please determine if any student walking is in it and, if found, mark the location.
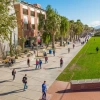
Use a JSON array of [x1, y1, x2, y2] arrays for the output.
[[45, 56, 48, 64], [27, 58, 30, 67], [60, 58, 63, 67], [8, 58, 12, 66], [22, 74, 28, 91], [53, 50, 55, 56], [73, 44, 75, 49], [42, 81, 47, 100], [39, 59, 42, 69], [68, 48, 70, 53], [36, 59, 39, 69], [12, 69, 16, 80], [96, 47, 99, 53]]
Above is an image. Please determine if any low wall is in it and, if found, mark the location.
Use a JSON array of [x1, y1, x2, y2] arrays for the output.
[[71, 79, 100, 91]]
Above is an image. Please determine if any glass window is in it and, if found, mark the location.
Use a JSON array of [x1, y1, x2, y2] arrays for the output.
[[23, 9, 28, 15], [31, 11, 35, 16]]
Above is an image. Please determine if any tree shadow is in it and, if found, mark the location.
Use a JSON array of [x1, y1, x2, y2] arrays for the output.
[[45, 67, 60, 70], [56, 88, 100, 94], [19, 69, 36, 72], [0, 89, 24, 96], [10, 67, 28, 70], [0, 79, 12, 83], [56, 89, 71, 93]]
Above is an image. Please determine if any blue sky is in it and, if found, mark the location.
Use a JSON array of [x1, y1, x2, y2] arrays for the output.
[[23, 0, 100, 27]]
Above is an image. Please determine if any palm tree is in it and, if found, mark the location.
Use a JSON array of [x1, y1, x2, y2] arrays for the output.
[[60, 16, 69, 46], [45, 5, 61, 49]]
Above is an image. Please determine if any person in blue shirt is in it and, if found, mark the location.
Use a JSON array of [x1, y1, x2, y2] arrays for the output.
[[42, 81, 47, 100], [39, 59, 42, 69]]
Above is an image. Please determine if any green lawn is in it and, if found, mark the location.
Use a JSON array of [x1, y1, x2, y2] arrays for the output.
[[57, 37, 100, 81]]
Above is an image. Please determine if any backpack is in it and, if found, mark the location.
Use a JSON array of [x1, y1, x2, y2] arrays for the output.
[[60, 59, 63, 63], [22, 77, 27, 83]]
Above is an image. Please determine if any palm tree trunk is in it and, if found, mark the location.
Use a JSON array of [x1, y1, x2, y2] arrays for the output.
[[10, 33, 13, 56], [52, 34, 55, 49], [70, 32, 72, 42], [60, 36, 63, 46]]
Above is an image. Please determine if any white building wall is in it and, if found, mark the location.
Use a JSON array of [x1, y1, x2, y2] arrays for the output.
[[31, 17, 35, 24]]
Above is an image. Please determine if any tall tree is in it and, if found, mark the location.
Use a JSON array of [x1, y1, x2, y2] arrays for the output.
[[75, 20, 83, 40], [69, 20, 75, 42], [60, 16, 69, 46], [0, 0, 18, 56], [45, 5, 61, 48]]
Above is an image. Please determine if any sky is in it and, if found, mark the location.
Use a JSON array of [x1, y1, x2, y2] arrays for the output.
[[23, 0, 100, 27]]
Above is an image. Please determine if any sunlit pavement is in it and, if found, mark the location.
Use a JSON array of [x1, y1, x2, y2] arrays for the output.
[[0, 41, 84, 100]]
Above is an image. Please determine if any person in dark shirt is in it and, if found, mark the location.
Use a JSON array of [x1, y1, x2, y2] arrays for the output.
[[96, 47, 99, 53], [22, 74, 28, 91], [27, 58, 30, 67], [53, 50, 55, 56], [12, 69, 16, 80]]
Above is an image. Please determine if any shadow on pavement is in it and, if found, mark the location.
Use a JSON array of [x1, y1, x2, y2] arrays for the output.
[[45, 67, 60, 70], [10, 67, 28, 70], [0, 89, 24, 96], [19, 69, 36, 72], [0, 79, 12, 83], [56, 88, 100, 94]]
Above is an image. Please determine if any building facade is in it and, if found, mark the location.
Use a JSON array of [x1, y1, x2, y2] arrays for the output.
[[14, 1, 46, 47]]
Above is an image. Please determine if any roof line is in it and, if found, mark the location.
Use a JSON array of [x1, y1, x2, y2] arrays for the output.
[[20, 1, 46, 12]]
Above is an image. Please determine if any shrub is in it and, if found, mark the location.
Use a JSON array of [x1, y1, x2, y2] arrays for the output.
[[23, 48, 30, 54], [16, 45, 22, 54]]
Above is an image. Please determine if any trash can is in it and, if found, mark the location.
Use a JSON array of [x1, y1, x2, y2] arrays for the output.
[[49, 49, 52, 54]]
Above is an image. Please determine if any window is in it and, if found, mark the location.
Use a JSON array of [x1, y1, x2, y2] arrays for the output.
[[24, 24, 28, 29], [32, 24, 35, 29], [31, 11, 35, 16], [23, 9, 28, 15]]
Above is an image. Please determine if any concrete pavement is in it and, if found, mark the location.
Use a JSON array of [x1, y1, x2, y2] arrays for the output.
[[0, 42, 84, 100]]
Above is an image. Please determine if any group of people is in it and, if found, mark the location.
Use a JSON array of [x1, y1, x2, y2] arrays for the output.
[[27, 56, 49, 69], [12, 68, 47, 99], [12, 69, 28, 91]]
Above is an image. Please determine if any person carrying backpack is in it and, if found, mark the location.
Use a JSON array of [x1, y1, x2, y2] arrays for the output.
[[60, 58, 63, 67], [12, 69, 16, 80], [22, 74, 28, 91], [39, 59, 42, 69]]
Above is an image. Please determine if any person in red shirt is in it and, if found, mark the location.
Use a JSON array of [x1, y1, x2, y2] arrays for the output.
[[36, 59, 39, 69], [45, 56, 48, 64], [60, 58, 63, 67]]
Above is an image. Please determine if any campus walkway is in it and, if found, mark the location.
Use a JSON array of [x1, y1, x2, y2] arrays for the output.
[[0, 41, 84, 100]]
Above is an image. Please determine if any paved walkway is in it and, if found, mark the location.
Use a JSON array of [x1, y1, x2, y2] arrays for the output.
[[0, 42, 84, 100]]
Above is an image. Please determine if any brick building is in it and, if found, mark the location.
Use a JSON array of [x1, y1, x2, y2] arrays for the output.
[[14, 1, 46, 47]]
